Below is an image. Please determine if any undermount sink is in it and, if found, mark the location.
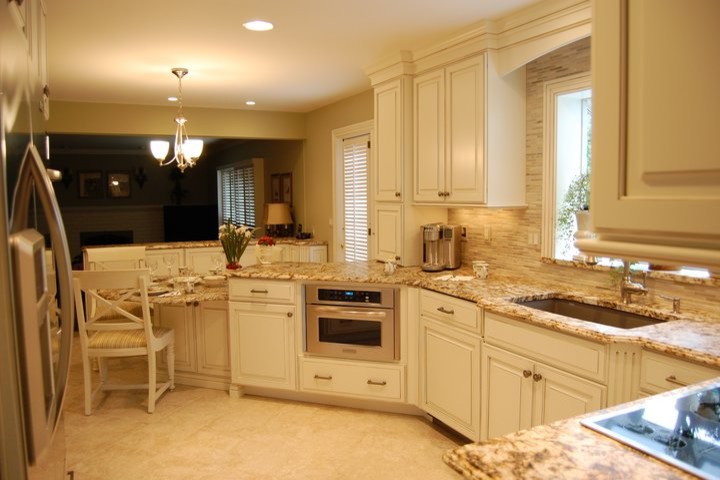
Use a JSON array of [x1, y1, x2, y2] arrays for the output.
[[514, 298, 666, 329]]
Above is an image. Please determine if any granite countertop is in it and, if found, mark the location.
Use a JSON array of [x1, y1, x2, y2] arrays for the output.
[[444, 377, 720, 480], [227, 261, 720, 369]]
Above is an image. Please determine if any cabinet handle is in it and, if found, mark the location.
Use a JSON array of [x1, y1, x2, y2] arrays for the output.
[[523, 370, 532, 378], [437, 306, 454, 315], [250, 289, 268, 294], [367, 379, 387, 386], [314, 374, 332, 381], [395, 192, 401, 198], [287, 312, 293, 318], [665, 375, 689, 387], [437, 191, 444, 197], [533, 373, 543, 382]]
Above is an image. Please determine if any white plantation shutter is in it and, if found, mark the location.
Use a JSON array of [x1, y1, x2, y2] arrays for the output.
[[219, 164, 256, 227], [342, 134, 369, 261]]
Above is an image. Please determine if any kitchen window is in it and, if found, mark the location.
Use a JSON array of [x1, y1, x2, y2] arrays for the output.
[[542, 73, 592, 262], [218, 162, 257, 227]]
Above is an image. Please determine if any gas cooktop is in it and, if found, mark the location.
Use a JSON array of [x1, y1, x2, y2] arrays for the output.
[[582, 384, 720, 479]]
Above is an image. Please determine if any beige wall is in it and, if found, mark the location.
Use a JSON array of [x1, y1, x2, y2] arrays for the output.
[[303, 89, 374, 255]]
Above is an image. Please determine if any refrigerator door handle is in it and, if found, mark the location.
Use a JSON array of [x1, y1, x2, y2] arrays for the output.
[[10, 142, 74, 463]]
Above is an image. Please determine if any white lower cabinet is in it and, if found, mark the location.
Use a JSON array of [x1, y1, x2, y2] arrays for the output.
[[481, 344, 604, 440], [420, 317, 481, 441], [156, 300, 230, 389], [228, 298, 296, 392], [639, 350, 720, 396], [299, 357, 404, 401]]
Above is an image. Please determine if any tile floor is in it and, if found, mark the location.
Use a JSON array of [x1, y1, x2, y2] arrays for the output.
[[63, 336, 463, 479]]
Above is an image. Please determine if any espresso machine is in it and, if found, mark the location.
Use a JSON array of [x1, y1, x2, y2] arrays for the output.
[[421, 224, 462, 271]]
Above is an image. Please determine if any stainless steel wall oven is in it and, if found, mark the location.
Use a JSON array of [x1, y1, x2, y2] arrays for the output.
[[304, 283, 399, 362]]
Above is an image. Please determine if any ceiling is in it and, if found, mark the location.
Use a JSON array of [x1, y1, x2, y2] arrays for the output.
[[46, 0, 542, 114]]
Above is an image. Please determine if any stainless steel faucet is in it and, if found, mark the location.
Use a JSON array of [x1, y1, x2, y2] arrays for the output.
[[620, 261, 648, 304]]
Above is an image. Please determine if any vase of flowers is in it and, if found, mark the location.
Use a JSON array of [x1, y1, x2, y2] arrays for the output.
[[256, 235, 277, 265], [219, 219, 253, 269]]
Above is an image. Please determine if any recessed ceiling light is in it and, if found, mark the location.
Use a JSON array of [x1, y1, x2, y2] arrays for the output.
[[245, 100, 256, 106], [168, 96, 178, 102], [243, 20, 273, 32]]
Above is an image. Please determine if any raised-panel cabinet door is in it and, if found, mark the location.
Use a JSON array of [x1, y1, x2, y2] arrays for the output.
[[413, 69, 446, 202], [156, 304, 197, 373], [531, 363, 605, 428], [185, 246, 223, 275], [373, 79, 406, 202], [481, 345, 533, 440], [228, 302, 296, 390], [445, 55, 485, 204], [583, 0, 720, 267], [373, 203, 403, 263], [196, 301, 230, 376], [420, 318, 481, 441]]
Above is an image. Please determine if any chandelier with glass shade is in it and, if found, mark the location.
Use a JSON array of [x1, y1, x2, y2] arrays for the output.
[[150, 67, 203, 172]]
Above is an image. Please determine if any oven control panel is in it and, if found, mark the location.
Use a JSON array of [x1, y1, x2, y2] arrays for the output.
[[317, 289, 380, 304], [305, 283, 396, 309]]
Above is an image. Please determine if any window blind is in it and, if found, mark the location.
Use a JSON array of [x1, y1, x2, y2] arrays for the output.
[[219, 164, 256, 227], [342, 134, 369, 261]]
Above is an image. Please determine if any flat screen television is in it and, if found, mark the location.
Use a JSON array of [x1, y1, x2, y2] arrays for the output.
[[163, 205, 219, 242]]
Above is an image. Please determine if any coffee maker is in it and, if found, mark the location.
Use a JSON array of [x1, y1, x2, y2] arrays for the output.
[[442, 225, 462, 270], [421, 224, 444, 271], [421, 224, 463, 271]]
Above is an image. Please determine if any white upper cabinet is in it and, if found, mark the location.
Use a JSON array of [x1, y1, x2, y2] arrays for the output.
[[413, 53, 526, 206], [373, 78, 408, 203], [578, 0, 720, 270]]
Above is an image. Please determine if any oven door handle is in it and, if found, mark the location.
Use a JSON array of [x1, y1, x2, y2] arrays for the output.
[[310, 305, 389, 318]]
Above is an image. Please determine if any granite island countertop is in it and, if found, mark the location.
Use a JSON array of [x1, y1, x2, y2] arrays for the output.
[[443, 377, 720, 480], [227, 261, 720, 370]]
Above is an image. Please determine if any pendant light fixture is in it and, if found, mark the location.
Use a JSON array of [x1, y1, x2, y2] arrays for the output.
[[150, 67, 203, 172]]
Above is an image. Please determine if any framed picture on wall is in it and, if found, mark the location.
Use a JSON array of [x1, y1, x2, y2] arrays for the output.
[[78, 171, 103, 199], [107, 172, 131, 198], [281, 173, 292, 204], [271, 174, 281, 202], [271, 173, 292, 205]]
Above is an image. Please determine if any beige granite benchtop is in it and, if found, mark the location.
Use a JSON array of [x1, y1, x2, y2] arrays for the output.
[[227, 261, 720, 369], [82, 239, 327, 251], [444, 377, 720, 479]]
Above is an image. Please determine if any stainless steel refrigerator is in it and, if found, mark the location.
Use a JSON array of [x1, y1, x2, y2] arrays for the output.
[[1, 2, 74, 479]]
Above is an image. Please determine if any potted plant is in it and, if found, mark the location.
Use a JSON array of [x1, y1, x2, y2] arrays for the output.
[[556, 172, 590, 258], [219, 219, 253, 269], [256, 235, 277, 265]]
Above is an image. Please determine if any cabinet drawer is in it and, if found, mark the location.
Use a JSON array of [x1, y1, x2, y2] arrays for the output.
[[484, 312, 607, 383], [300, 358, 403, 401], [640, 350, 720, 394], [420, 289, 479, 331], [228, 279, 295, 303]]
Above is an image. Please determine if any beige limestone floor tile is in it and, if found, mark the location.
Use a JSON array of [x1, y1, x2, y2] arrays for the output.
[[64, 335, 462, 479]]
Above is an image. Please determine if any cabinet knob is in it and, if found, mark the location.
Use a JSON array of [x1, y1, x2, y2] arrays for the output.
[[533, 373, 543, 382], [193, 301, 199, 307], [523, 370, 532, 378], [437, 191, 444, 197], [287, 311, 293, 318], [395, 192, 401, 198]]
